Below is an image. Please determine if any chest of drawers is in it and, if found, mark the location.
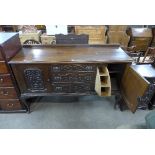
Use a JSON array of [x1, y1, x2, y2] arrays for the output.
[[0, 32, 26, 112], [75, 26, 107, 44], [128, 28, 152, 52]]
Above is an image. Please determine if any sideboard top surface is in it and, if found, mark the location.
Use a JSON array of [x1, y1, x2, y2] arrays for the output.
[[9, 45, 133, 64]]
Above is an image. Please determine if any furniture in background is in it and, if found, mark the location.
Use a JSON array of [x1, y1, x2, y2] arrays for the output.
[[35, 25, 46, 33], [75, 26, 107, 44], [151, 27, 155, 47], [107, 25, 130, 49], [0, 32, 26, 112], [19, 30, 42, 44], [0, 25, 18, 32], [125, 46, 142, 64], [55, 34, 89, 44], [107, 31, 130, 49], [23, 39, 41, 45], [128, 28, 152, 52], [108, 25, 128, 31], [40, 33, 56, 45], [142, 47, 155, 63]]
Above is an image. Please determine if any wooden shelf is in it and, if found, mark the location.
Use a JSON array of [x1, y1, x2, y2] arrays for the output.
[[95, 65, 111, 96], [100, 76, 110, 86], [101, 87, 111, 96], [98, 66, 109, 76]]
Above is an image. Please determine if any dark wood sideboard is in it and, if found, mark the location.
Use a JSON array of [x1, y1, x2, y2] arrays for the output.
[[0, 32, 26, 112], [8, 44, 135, 112]]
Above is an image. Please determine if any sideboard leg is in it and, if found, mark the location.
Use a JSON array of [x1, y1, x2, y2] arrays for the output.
[[21, 97, 31, 113], [114, 94, 127, 111]]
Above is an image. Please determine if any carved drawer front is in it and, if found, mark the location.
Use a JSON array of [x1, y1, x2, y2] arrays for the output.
[[0, 87, 17, 99], [71, 83, 94, 93], [24, 68, 45, 91], [0, 62, 8, 74], [0, 74, 13, 87], [52, 83, 70, 93], [52, 73, 96, 83], [0, 51, 4, 60], [51, 64, 96, 72], [0, 99, 22, 111], [52, 83, 94, 93]]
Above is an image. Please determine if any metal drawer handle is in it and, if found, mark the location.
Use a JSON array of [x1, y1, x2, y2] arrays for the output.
[[0, 78, 4, 83], [0, 90, 9, 95], [7, 103, 14, 107]]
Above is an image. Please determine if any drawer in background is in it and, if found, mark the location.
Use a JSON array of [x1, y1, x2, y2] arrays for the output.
[[0, 87, 18, 99], [0, 99, 22, 111], [0, 62, 8, 74], [0, 74, 13, 87]]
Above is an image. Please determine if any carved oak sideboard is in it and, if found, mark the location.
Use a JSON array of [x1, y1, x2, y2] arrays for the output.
[[8, 44, 134, 112]]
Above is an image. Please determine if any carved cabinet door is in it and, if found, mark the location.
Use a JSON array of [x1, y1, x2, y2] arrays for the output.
[[11, 64, 52, 93]]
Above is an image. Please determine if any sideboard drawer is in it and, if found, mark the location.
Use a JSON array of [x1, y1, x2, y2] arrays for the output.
[[0, 62, 8, 74], [0, 87, 17, 99], [52, 83, 70, 93], [0, 74, 13, 87], [51, 72, 96, 83], [0, 99, 22, 111], [51, 64, 96, 72], [52, 83, 94, 93]]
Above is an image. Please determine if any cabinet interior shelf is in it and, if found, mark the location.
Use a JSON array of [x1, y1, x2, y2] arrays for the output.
[[95, 65, 111, 96]]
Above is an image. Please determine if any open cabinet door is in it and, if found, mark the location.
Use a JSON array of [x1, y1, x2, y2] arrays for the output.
[[121, 65, 150, 113]]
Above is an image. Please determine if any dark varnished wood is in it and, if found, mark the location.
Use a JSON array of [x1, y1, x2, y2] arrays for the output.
[[0, 87, 18, 99], [9, 45, 132, 64], [0, 62, 8, 74], [11, 63, 97, 94], [0, 74, 13, 87], [0, 49, 4, 60], [0, 32, 25, 112], [0, 32, 22, 60], [0, 99, 22, 110]]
